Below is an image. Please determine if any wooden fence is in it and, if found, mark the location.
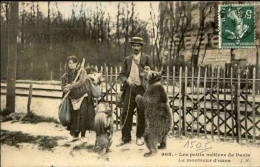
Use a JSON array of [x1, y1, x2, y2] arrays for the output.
[[95, 65, 260, 145], [1, 65, 259, 145]]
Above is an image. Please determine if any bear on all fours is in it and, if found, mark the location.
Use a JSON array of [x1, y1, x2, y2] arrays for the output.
[[135, 68, 173, 157]]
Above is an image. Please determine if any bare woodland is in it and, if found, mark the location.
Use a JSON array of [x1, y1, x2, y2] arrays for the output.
[[1, 2, 234, 80]]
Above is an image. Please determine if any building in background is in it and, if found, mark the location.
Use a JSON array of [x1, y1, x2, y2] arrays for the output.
[[158, 1, 260, 68]]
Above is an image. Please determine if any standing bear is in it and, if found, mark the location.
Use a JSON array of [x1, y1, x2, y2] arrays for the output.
[[135, 67, 173, 157]]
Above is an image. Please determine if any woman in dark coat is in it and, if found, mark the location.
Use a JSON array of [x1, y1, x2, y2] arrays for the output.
[[61, 55, 95, 140]]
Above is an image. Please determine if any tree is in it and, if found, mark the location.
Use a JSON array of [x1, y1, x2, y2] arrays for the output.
[[190, 2, 216, 67], [0, 2, 9, 80], [166, 1, 192, 66], [158, 1, 217, 66], [122, 2, 130, 57], [150, 3, 163, 67], [6, 1, 18, 113], [116, 2, 121, 50], [1, 2, 150, 80]]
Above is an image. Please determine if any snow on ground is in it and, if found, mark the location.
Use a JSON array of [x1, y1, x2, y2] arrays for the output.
[[1, 95, 61, 120], [1, 121, 260, 167]]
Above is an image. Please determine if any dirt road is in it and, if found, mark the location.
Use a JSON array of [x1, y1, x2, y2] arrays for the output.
[[1, 121, 260, 167]]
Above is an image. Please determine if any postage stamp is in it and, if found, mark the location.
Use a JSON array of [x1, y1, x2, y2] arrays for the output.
[[218, 4, 255, 48]]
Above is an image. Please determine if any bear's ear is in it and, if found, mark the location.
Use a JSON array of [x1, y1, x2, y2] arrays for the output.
[[160, 70, 165, 75]]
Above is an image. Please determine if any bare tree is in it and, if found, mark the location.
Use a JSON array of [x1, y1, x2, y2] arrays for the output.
[[1, 2, 150, 80], [158, 1, 216, 66], [116, 2, 121, 49], [121, 2, 130, 57], [106, 14, 111, 48], [47, 1, 52, 78], [6, 1, 18, 113], [191, 2, 216, 67], [1, 2, 10, 79], [174, 2, 192, 65], [150, 3, 162, 67], [130, 2, 135, 37]]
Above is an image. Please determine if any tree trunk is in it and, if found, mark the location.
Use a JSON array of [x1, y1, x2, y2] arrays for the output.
[[116, 3, 121, 52], [47, 1, 51, 80], [6, 1, 18, 113]]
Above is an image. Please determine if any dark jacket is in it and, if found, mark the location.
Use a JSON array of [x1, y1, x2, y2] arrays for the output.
[[119, 52, 154, 90]]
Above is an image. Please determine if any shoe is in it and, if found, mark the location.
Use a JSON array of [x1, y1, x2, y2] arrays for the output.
[[116, 140, 131, 147], [80, 137, 87, 143], [70, 136, 79, 142], [136, 138, 144, 146]]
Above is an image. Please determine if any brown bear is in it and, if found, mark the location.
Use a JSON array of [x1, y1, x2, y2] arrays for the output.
[[135, 68, 173, 157]]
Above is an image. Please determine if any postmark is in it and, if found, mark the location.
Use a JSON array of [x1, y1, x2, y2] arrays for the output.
[[218, 4, 256, 48]]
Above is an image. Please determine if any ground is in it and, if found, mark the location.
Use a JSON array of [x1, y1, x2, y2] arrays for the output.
[[1, 120, 260, 167]]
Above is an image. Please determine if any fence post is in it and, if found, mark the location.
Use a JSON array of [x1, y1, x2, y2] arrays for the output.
[[178, 66, 182, 138], [230, 67, 235, 141], [210, 67, 214, 141], [203, 67, 207, 138], [223, 68, 227, 141], [106, 66, 108, 102], [196, 67, 201, 137], [252, 67, 256, 144], [245, 67, 249, 143], [45, 62, 48, 80], [183, 66, 188, 136], [50, 71, 53, 81], [27, 83, 33, 114], [115, 66, 118, 130], [191, 66, 194, 136], [119, 66, 122, 122], [216, 66, 220, 140], [237, 68, 241, 144], [101, 65, 104, 73], [31, 62, 34, 80], [110, 66, 113, 128], [101, 66, 104, 94], [172, 66, 175, 135]]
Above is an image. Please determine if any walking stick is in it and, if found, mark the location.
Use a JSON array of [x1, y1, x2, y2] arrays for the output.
[[59, 58, 86, 106]]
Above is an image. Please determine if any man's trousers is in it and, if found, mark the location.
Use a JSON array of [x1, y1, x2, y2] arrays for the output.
[[120, 85, 145, 142]]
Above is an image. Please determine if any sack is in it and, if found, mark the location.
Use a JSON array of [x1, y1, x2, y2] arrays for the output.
[[90, 81, 102, 98], [58, 96, 71, 126], [69, 84, 89, 99]]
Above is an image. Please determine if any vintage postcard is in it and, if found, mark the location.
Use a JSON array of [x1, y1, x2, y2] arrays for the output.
[[1, 1, 260, 167]]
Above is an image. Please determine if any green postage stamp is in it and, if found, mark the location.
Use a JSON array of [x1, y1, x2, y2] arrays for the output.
[[219, 4, 255, 48]]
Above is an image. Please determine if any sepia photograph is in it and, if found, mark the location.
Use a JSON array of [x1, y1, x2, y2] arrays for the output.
[[1, 1, 260, 166]]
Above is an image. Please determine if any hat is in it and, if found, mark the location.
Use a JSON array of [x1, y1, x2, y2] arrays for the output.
[[130, 37, 146, 45]]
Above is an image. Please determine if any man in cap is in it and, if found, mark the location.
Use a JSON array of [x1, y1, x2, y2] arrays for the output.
[[116, 36, 154, 146]]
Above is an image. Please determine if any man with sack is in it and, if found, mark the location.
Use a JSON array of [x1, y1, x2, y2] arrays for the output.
[[116, 37, 154, 146]]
